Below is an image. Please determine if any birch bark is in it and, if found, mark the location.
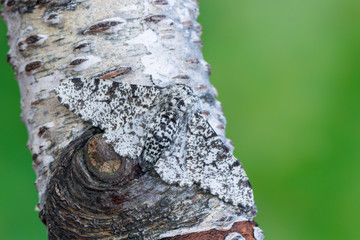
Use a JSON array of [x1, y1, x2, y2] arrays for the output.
[[1, 0, 264, 239]]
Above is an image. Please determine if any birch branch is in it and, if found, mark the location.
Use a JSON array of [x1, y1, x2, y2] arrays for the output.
[[1, 0, 264, 239]]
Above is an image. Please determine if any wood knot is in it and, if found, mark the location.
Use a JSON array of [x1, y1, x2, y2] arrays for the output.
[[80, 134, 142, 185], [85, 134, 123, 175]]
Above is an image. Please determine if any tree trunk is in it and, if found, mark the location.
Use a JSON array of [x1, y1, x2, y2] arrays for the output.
[[1, 0, 264, 239]]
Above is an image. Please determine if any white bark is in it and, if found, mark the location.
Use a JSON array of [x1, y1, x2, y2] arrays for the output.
[[2, 0, 263, 239]]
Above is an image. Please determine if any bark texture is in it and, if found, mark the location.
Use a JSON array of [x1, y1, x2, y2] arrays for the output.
[[1, 0, 264, 239]]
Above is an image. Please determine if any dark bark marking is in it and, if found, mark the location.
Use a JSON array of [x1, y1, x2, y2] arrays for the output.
[[32, 153, 39, 164], [93, 66, 132, 80], [200, 92, 216, 105], [194, 40, 203, 48], [162, 35, 175, 39], [25, 34, 42, 44], [186, 58, 199, 64], [217, 125, 225, 130], [198, 85, 208, 91], [182, 20, 193, 26], [73, 42, 90, 51], [25, 61, 42, 72], [6, 0, 16, 7], [205, 63, 212, 75], [5, 0, 81, 14], [6, 53, 13, 65], [144, 15, 166, 24], [196, 24, 203, 36], [38, 126, 49, 137], [31, 99, 44, 106], [84, 21, 123, 34], [5, 0, 49, 14], [45, 0, 80, 13], [46, 12, 58, 20], [201, 110, 210, 117], [153, 0, 168, 5], [173, 74, 190, 80], [69, 58, 88, 66], [18, 35, 46, 52]]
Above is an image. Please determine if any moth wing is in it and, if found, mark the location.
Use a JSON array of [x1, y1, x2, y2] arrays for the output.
[[185, 113, 255, 208], [154, 112, 255, 208], [154, 124, 193, 187], [56, 78, 162, 158]]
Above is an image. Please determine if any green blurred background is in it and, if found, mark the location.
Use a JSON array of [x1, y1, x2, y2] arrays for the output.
[[1, 0, 359, 239]]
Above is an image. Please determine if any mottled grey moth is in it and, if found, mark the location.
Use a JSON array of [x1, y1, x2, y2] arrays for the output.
[[55, 78, 254, 208]]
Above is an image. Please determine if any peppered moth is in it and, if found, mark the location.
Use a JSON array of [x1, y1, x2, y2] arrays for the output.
[[55, 78, 254, 208]]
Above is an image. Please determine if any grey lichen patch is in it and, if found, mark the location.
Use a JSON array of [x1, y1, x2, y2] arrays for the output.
[[56, 77, 255, 208]]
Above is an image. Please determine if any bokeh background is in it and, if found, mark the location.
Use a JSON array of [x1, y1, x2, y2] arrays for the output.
[[1, 0, 359, 239]]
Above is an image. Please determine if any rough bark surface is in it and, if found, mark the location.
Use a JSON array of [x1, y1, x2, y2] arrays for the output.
[[1, 0, 264, 239]]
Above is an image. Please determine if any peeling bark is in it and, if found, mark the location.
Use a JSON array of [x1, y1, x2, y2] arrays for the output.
[[2, 0, 264, 239]]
